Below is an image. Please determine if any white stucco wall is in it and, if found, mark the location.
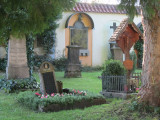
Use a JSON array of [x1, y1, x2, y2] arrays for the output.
[[55, 12, 142, 66]]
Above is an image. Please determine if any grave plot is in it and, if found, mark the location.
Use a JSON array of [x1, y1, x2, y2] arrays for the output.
[[16, 61, 106, 112], [17, 89, 106, 112]]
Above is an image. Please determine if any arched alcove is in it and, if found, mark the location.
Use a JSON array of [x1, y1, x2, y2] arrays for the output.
[[65, 12, 94, 66]]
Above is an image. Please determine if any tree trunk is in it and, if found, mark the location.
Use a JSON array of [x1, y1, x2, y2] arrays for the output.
[[138, 10, 160, 106]]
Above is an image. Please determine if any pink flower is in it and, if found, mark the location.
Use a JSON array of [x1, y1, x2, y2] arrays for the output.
[[61, 94, 64, 96], [51, 93, 54, 96], [45, 96, 48, 98], [41, 96, 44, 99], [73, 89, 77, 93], [136, 88, 139, 93], [85, 93, 87, 96], [35, 92, 41, 96]]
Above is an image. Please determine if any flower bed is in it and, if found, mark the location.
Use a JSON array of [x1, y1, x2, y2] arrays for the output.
[[17, 89, 106, 112]]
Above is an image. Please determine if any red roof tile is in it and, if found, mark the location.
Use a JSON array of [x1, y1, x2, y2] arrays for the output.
[[71, 2, 141, 14]]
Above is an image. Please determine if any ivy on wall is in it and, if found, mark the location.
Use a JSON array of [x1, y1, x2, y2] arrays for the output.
[[26, 34, 35, 81], [134, 23, 144, 68], [33, 21, 59, 70], [134, 39, 143, 59], [0, 38, 8, 71], [36, 21, 58, 54]]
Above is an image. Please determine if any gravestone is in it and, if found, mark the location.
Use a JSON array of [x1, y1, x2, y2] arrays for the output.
[[6, 36, 29, 79], [39, 61, 58, 95], [64, 45, 81, 78], [110, 43, 123, 63]]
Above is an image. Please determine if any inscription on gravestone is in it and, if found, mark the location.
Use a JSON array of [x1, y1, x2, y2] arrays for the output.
[[39, 62, 58, 95], [6, 36, 29, 79]]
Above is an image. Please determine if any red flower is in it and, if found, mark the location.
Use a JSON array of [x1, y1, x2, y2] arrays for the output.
[[35, 92, 41, 96]]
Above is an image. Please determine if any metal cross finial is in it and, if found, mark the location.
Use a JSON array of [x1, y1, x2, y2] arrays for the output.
[[110, 22, 117, 32]]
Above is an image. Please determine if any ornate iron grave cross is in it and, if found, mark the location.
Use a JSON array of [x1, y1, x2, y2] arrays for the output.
[[110, 22, 117, 32]]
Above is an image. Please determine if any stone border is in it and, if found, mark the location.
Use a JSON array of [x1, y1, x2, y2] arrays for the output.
[[101, 91, 137, 99], [38, 98, 106, 112]]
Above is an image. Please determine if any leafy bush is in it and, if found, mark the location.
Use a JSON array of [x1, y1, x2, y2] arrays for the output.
[[33, 55, 53, 68], [128, 97, 160, 113], [134, 39, 143, 64], [130, 51, 137, 73], [0, 58, 7, 71], [33, 56, 67, 71], [17, 90, 105, 110], [102, 59, 126, 76], [52, 57, 67, 71], [81, 66, 103, 72], [0, 78, 39, 93]]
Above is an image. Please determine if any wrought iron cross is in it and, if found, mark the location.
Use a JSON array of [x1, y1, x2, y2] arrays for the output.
[[110, 22, 117, 32]]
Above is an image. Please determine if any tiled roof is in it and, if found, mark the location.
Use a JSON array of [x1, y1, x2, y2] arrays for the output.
[[109, 18, 143, 42], [71, 2, 141, 14]]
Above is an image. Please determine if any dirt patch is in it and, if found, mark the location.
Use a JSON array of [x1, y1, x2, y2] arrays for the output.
[[38, 98, 106, 112]]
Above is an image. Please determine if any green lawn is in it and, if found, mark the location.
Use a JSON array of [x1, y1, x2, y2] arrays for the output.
[[0, 71, 159, 120], [34, 71, 102, 94], [135, 69, 142, 73]]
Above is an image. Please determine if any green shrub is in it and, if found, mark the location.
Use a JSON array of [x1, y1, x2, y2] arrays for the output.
[[0, 58, 7, 71], [33, 56, 67, 71], [102, 59, 126, 76], [17, 91, 105, 110], [33, 55, 53, 68], [52, 57, 67, 71], [81, 66, 103, 72], [0, 78, 39, 93], [130, 51, 137, 73]]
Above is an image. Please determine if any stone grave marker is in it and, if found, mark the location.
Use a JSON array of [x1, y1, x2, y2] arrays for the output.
[[39, 62, 58, 95], [64, 45, 81, 78], [6, 36, 29, 79]]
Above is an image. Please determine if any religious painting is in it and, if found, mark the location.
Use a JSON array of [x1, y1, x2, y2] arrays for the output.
[[70, 28, 88, 49], [70, 14, 88, 50]]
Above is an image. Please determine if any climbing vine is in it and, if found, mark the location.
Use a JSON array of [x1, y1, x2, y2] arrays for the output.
[[134, 39, 143, 59], [36, 21, 58, 54], [33, 21, 58, 68], [26, 34, 35, 81], [134, 23, 144, 59], [134, 23, 144, 68]]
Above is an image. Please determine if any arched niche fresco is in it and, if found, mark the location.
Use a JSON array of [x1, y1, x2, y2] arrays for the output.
[[65, 12, 94, 66]]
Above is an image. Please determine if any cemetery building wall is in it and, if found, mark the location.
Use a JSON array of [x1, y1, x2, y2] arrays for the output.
[[55, 11, 142, 66]]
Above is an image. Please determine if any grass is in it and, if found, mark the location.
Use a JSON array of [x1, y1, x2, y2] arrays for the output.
[[135, 69, 142, 73], [0, 70, 159, 120], [34, 71, 102, 94]]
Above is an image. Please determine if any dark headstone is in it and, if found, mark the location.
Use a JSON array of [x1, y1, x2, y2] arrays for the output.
[[39, 62, 58, 95], [64, 45, 81, 78]]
